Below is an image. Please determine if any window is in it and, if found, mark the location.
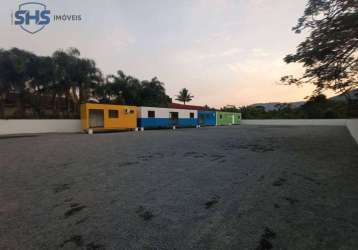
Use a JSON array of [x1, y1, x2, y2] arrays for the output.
[[130, 109, 135, 114], [170, 112, 179, 120], [148, 110, 155, 118], [108, 110, 119, 118], [219, 115, 222, 119], [190, 112, 194, 119]]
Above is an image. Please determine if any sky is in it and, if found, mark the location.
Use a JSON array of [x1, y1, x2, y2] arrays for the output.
[[1, 0, 329, 108]]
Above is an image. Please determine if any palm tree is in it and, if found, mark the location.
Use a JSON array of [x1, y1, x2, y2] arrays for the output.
[[175, 88, 193, 105], [72, 58, 102, 107], [52, 47, 102, 116], [0, 47, 174, 117]]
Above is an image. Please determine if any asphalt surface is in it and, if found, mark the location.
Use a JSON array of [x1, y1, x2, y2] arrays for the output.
[[0, 125, 358, 250]]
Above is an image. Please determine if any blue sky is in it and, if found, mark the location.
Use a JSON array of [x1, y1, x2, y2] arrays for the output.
[[1, 0, 323, 107]]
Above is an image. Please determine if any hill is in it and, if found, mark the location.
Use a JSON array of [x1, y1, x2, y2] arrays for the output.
[[249, 89, 357, 111]]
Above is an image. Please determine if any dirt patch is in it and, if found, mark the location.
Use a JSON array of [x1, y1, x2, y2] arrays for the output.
[[75, 216, 89, 225], [86, 242, 105, 250], [205, 196, 220, 209], [224, 142, 275, 153], [138, 153, 164, 161], [60, 235, 84, 248], [53, 184, 70, 194], [136, 206, 154, 221], [183, 151, 207, 158], [255, 227, 276, 250], [64, 197, 73, 202], [293, 172, 321, 185], [60, 236, 104, 250], [64, 204, 86, 218], [210, 154, 225, 161], [283, 197, 299, 205], [119, 161, 139, 167], [272, 178, 287, 187]]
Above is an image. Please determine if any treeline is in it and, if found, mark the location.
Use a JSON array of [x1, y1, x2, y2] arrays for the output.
[[240, 95, 358, 119], [1, 47, 357, 120], [0, 47, 171, 118]]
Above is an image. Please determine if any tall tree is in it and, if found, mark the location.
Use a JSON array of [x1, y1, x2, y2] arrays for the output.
[[281, 0, 358, 95], [52, 47, 102, 116], [0, 47, 173, 118], [0, 48, 36, 116], [72, 58, 102, 107], [0, 49, 12, 116], [175, 88, 194, 105], [52, 49, 74, 116], [27, 55, 55, 117], [141, 77, 171, 107], [110, 70, 141, 105], [102, 71, 138, 105]]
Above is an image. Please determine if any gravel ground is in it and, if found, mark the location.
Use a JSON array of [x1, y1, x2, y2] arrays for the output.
[[0, 125, 358, 250]]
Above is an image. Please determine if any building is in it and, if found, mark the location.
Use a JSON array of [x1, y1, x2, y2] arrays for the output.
[[216, 111, 241, 126], [137, 106, 198, 129], [80, 103, 137, 132], [198, 110, 217, 126]]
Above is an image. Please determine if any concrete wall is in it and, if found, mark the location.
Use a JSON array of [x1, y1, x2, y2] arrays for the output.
[[347, 119, 358, 144], [241, 119, 347, 126], [240, 119, 358, 144], [0, 119, 357, 145], [0, 119, 82, 135]]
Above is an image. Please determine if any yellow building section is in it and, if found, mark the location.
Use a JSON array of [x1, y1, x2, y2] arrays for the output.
[[81, 103, 137, 131]]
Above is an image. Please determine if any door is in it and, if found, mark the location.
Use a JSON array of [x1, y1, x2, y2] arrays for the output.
[[89, 109, 104, 128], [232, 114, 235, 124], [199, 113, 205, 125], [169, 112, 179, 126]]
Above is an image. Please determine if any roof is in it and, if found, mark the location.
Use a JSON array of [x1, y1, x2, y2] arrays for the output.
[[168, 103, 206, 110]]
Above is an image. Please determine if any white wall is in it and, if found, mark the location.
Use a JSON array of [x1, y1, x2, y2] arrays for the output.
[[137, 107, 197, 119], [347, 119, 358, 144], [0, 119, 357, 145], [240, 119, 358, 144], [241, 119, 347, 126], [0, 119, 82, 135]]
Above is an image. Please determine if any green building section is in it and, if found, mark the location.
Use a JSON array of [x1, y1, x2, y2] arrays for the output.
[[216, 111, 241, 125]]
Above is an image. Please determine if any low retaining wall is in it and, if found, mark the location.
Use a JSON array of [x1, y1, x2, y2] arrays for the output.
[[241, 119, 358, 144], [241, 119, 347, 126], [0, 119, 82, 135], [346, 119, 358, 144], [0, 119, 357, 144]]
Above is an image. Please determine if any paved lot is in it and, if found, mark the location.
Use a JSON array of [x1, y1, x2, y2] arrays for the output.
[[0, 125, 358, 250]]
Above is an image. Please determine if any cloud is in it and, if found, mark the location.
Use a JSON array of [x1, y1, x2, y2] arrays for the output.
[[95, 30, 136, 53], [172, 47, 242, 64], [198, 48, 242, 59], [251, 48, 270, 57]]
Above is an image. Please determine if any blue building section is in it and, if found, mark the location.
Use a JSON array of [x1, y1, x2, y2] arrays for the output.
[[198, 111, 216, 126], [138, 118, 198, 128]]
